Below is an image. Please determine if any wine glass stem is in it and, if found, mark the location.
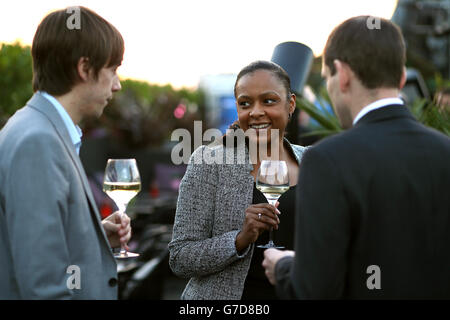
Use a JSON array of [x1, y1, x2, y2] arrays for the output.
[[268, 229, 275, 245], [267, 199, 278, 244], [119, 216, 127, 256], [117, 202, 127, 215], [117, 202, 128, 256]]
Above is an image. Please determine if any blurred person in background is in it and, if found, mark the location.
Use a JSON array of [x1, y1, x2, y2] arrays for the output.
[[263, 16, 450, 299], [169, 61, 308, 299], [0, 6, 131, 299]]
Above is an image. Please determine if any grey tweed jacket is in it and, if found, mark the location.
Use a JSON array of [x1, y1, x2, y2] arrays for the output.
[[168, 139, 307, 300]]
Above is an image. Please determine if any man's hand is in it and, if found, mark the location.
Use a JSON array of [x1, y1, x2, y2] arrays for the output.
[[101, 212, 131, 249], [262, 248, 295, 285]]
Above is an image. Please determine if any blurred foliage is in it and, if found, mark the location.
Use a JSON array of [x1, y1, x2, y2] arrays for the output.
[[2, 41, 447, 147], [297, 88, 342, 139], [305, 57, 325, 93], [303, 53, 450, 139], [434, 73, 450, 93], [297, 87, 450, 139], [0, 42, 207, 148], [84, 79, 206, 149], [0, 42, 33, 127], [410, 98, 450, 136]]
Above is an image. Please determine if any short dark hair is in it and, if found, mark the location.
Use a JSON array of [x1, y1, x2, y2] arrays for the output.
[[32, 6, 124, 95], [323, 16, 406, 89], [234, 60, 292, 100]]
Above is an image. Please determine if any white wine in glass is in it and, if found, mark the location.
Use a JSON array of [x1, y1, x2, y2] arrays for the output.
[[103, 182, 141, 213], [103, 159, 141, 259], [256, 160, 289, 249]]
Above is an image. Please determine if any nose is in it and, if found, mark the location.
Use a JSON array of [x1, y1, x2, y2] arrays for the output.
[[112, 76, 121, 92], [249, 102, 265, 118]]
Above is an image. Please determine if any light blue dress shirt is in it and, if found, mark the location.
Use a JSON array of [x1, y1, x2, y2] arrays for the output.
[[39, 91, 83, 155]]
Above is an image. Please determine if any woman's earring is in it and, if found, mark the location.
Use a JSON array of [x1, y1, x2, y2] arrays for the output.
[[288, 113, 292, 120], [229, 120, 240, 130]]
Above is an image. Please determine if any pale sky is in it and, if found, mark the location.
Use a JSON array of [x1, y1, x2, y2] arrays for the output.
[[0, 0, 398, 88]]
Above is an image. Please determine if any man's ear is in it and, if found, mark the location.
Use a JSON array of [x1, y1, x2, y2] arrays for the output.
[[334, 59, 350, 92], [77, 57, 91, 82], [399, 67, 407, 90]]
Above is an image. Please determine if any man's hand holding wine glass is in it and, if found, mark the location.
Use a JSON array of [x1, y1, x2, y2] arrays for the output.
[[103, 159, 141, 258], [102, 212, 132, 250]]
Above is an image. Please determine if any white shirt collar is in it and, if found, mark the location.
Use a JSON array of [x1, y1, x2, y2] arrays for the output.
[[353, 97, 404, 126], [39, 91, 83, 154]]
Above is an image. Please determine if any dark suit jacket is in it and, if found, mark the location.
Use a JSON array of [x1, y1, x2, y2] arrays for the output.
[[276, 105, 450, 299]]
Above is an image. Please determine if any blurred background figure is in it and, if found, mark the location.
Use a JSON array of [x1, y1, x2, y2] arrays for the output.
[[392, 0, 450, 80]]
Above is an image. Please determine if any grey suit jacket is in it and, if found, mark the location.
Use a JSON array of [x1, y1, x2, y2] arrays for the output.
[[169, 139, 307, 299], [0, 92, 117, 299]]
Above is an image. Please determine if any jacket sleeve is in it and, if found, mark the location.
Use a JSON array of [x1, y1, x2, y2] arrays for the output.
[[274, 256, 298, 299], [5, 133, 74, 299], [277, 147, 350, 299], [168, 146, 250, 278]]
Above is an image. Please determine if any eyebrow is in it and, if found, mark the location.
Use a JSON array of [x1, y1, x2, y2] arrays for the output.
[[261, 91, 281, 96], [237, 91, 281, 99]]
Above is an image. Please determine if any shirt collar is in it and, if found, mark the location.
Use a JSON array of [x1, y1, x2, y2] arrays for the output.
[[353, 97, 404, 126], [39, 91, 83, 154]]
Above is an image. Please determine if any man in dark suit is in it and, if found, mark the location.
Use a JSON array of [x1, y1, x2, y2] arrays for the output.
[[0, 7, 131, 299], [262, 16, 450, 299]]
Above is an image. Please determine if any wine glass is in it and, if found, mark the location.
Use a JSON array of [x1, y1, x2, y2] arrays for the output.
[[103, 159, 141, 259], [256, 160, 289, 249]]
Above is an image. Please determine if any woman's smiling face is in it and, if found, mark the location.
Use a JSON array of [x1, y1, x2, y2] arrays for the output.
[[235, 69, 295, 147]]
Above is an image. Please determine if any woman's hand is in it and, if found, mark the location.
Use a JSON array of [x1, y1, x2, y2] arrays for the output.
[[235, 203, 280, 253]]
